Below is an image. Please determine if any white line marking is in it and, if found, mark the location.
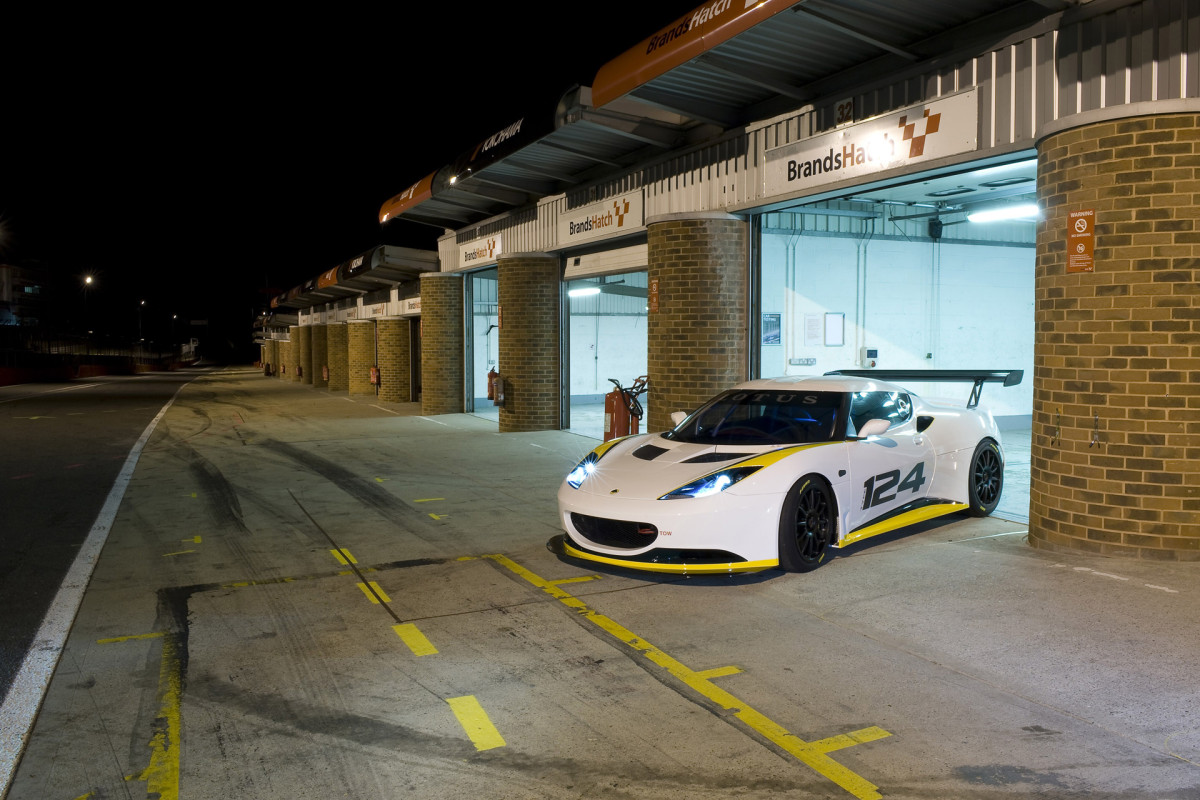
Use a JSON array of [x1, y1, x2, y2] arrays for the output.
[[1145, 584, 1180, 594], [0, 384, 102, 404], [370, 405, 399, 415], [419, 416, 449, 426], [0, 379, 190, 796]]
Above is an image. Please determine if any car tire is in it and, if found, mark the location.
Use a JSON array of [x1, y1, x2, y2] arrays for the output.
[[965, 439, 1003, 517], [778, 475, 835, 572]]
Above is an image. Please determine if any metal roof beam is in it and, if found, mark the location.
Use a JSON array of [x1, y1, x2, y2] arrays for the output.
[[576, 109, 684, 148], [596, 89, 739, 131], [792, 6, 922, 61], [538, 139, 627, 169], [695, 52, 813, 101], [462, 171, 557, 195]]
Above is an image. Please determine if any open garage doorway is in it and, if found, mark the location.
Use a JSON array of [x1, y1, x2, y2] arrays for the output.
[[467, 267, 499, 422], [564, 270, 649, 440], [755, 157, 1036, 520]]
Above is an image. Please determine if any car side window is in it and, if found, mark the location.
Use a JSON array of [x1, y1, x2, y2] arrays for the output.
[[847, 391, 913, 437]]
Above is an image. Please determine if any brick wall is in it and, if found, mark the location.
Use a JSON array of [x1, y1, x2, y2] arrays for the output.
[[296, 325, 313, 385], [278, 338, 293, 379], [287, 327, 302, 381], [348, 320, 376, 396], [498, 254, 560, 432], [420, 272, 464, 414], [1032, 114, 1200, 560], [310, 324, 328, 388], [646, 215, 748, 433], [326, 323, 349, 393], [262, 341, 278, 376], [377, 318, 412, 403]]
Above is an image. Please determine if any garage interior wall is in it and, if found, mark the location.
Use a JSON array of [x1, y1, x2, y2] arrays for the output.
[[759, 210, 1035, 420], [566, 270, 649, 439]]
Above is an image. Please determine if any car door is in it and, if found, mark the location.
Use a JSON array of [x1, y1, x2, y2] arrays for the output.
[[843, 391, 935, 531]]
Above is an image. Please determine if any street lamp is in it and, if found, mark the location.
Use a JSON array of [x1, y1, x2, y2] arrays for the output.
[[82, 275, 94, 335], [138, 300, 145, 343]]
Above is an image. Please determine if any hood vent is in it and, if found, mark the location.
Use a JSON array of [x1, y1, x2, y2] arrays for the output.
[[632, 444, 670, 461], [683, 452, 752, 464]]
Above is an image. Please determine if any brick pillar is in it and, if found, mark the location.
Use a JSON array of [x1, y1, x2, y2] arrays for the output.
[[296, 325, 313, 385], [497, 253, 560, 432], [348, 320, 376, 396], [278, 339, 293, 379], [326, 323, 349, 393], [377, 318, 412, 403], [263, 340, 278, 376], [1031, 114, 1200, 560], [420, 272, 464, 415], [287, 327, 302, 381], [646, 214, 748, 433], [310, 324, 328, 388]]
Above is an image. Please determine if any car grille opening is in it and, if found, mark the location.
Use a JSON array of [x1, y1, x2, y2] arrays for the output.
[[570, 513, 658, 549]]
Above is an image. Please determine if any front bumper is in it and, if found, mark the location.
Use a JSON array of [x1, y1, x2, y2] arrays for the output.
[[557, 481, 783, 574]]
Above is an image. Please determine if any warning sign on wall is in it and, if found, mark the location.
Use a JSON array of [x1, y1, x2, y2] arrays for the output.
[[1068, 209, 1095, 273]]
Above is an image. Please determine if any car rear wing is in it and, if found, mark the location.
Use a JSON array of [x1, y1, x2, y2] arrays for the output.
[[823, 370, 1024, 409]]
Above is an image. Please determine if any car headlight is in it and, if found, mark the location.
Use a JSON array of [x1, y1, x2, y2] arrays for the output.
[[659, 466, 762, 500], [565, 452, 599, 489]]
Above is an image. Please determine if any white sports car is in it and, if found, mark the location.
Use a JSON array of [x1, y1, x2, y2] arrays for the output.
[[556, 370, 1022, 574]]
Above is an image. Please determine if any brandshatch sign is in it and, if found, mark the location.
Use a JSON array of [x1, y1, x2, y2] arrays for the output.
[[765, 91, 978, 198]]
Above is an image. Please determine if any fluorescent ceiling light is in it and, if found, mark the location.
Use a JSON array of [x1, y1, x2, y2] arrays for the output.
[[568, 286, 601, 297], [967, 203, 1039, 223]]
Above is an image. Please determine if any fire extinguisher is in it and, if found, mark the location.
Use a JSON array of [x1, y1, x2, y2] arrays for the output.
[[603, 376, 649, 442], [487, 368, 498, 401], [370, 366, 379, 385]]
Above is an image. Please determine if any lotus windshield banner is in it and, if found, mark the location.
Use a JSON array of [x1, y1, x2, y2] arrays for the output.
[[765, 91, 978, 199]]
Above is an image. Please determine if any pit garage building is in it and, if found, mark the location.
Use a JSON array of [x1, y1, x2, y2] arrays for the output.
[[261, 0, 1199, 561]]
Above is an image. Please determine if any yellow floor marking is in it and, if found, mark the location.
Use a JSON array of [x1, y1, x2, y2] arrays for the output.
[[446, 695, 506, 751], [429, 513, 448, 520], [393, 623, 439, 656], [695, 665, 743, 679], [161, 550, 195, 557], [375, 477, 387, 483], [98, 632, 164, 644], [104, 632, 182, 799], [548, 575, 601, 586], [414, 498, 445, 502], [330, 548, 357, 565], [182, 536, 202, 543], [357, 581, 390, 603], [484, 554, 891, 800]]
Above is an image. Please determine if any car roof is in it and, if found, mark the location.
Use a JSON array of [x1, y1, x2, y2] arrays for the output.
[[729, 374, 908, 394]]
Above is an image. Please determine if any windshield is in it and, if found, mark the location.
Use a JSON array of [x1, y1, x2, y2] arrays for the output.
[[664, 390, 846, 446]]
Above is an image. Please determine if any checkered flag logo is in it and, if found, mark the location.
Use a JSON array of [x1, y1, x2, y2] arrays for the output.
[[898, 109, 942, 158], [612, 199, 630, 227]]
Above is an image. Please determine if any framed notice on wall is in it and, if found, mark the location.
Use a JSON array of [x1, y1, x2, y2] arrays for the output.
[[825, 312, 845, 346], [761, 313, 781, 345]]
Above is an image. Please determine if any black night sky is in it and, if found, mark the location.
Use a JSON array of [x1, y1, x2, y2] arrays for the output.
[[1, 5, 698, 360]]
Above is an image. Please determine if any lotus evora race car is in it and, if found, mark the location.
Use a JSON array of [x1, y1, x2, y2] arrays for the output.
[[557, 370, 1022, 574]]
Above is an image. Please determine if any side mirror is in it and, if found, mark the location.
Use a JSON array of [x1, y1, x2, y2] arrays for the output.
[[858, 418, 892, 438], [670, 411, 687, 426]]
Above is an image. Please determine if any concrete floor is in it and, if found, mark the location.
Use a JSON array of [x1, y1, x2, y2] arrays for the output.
[[7, 369, 1197, 800]]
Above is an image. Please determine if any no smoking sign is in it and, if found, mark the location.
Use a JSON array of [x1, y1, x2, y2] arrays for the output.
[[1068, 209, 1095, 273]]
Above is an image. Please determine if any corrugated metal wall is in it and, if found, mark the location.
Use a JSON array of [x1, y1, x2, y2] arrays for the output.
[[440, 0, 1200, 270]]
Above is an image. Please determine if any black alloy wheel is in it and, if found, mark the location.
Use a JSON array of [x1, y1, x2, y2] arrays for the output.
[[778, 476, 834, 572], [966, 439, 1003, 517]]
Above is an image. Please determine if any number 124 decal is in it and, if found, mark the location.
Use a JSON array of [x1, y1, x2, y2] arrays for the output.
[[862, 462, 927, 510]]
